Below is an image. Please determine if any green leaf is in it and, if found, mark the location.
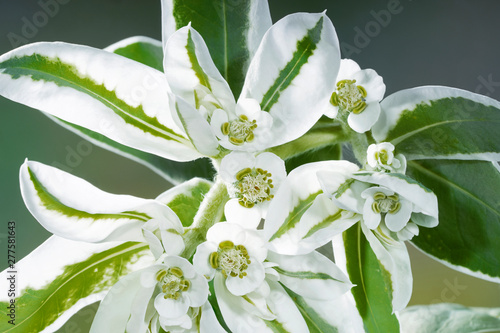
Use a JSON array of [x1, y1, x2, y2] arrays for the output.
[[281, 284, 339, 333], [51, 117, 215, 184], [408, 159, 500, 282], [0, 237, 152, 333], [285, 144, 342, 174], [165, 0, 271, 97], [156, 178, 213, 227], [0, 42, 199, 162], [400, 304, 500, 333], [374, 86, 500, 161], [105, 36, 164, 71], [343, 224, 400, 333]]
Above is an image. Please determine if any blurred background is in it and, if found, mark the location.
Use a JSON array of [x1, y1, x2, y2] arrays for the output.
[[1, 0, 499, 331]]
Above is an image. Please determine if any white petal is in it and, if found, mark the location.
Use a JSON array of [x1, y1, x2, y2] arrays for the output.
[[193, 242, 218, 280], [385, 199, 413, 232], [266, 281, 309, 333], [185, 273, 209, 308], [219, 151, 256, 183], [351, 68, 385, 103], [206, 222, 247, 245], [155, 293, 190, 319], [210, 108, 229, 139], [347, 102, 381, 133], [225, 260, 266, 296], [225, 199, 262, 230], [337, 58, 362, 79], [255, 152, 287, 186], [362, 198, 382, 229]]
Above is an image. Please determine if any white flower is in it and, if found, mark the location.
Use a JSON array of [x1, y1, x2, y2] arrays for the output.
[[165, 12, 341, 156], [193, 222, 267, 296], [321, 171, 438, 233], [366, 142, 406, 173], [361, 186, 413, 231], [211, 98, 274, 151], [220, 151, 286, 229], [325, 59, 386, 133], [91, 256, 224, 333]]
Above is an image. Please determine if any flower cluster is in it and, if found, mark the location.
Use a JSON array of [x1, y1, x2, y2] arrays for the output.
[[0, 0, 453, 332]]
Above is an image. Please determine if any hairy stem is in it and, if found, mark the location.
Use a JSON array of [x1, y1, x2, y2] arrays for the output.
[[180, 178, 229, 259]]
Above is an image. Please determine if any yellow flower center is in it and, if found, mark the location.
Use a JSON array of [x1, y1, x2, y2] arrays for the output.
[[371, 192, 401, 214], [209, 240, 251, 279], [156, 267, 190, 300], [234, 167, 274, 208], [330, 79, 367, 114], [221, 115, 257, 145]]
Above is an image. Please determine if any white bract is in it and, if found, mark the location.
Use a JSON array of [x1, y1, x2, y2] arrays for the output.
[[366, 142, 406, 173], [90, 256, 223, 333], [220, 151, 286, 229], [322, 171, 438, 234], [165, 13, 341, 156], [325, 59, 386, 133]]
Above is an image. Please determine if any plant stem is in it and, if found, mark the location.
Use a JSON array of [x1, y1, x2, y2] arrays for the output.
[[349, 131, 370, 165], [180, 178, 229, 259]]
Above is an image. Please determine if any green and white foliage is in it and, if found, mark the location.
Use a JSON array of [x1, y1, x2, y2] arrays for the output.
[[1, 0, 500, 332]]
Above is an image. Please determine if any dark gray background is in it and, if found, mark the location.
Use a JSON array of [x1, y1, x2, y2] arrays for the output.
[[1, 0, 499, 330]]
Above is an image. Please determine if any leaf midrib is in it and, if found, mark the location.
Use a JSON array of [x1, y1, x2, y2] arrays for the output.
[[261, 45, 311, 112], [8, 243, 148, 332], [390, 118, 498, 146], [5, 63, 189, 144], [408, 161, 500, 217]]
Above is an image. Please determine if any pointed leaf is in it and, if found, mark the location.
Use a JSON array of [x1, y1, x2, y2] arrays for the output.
[[408, 159, 500, 282], [105, 36, 164, 71], [0, 42, 200, 162], [49, 117, 215, 184], [0, 236, 153, 333], [156, 177, 213, 228], [400, 304, 500, 333], [241, 12, 340, 147], [161, 0, 271, 96], [373, 86, 500, 161], [20, 160, 183, 243], [164, 26, 235, 113], [340, 224, 400, 332]]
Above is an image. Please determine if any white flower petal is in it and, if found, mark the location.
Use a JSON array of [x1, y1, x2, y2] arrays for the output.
[[193, 242, 218, 280], [219, 151, 256, 183], [351, 68, 385, 103], [347, 102, 381, 133], [363, 198, 381, 229], [224, 199, 262, 230], [154, 293, 190, 319], [385, 199, 413, 232], [225, 260, 266, 296], [185, 273, 209, 308], [337, 58, 362, 79]]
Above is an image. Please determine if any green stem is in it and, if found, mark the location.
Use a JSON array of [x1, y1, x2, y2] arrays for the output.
[[349, 130, 370, 165], [266, 123, 347, 160], [180, 178, 229, 259]]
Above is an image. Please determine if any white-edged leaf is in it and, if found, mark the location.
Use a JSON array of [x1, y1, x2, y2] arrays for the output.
[[20, 160, 183, 243], [174, 95, 220, 156], [0, 42, 200, 162], [268, 250, 352, 301], [161, 0, 271, 96], [400, 303, 500, 333], [265, 161, 359, 255], [241, 12, 340, 148], [164, 25, 235, 113], [373, 86, 500, 161], [105, 35, 163, 71], [0, 236, 154, 333], [361, 223, 412, 312], [156, 177, 213, 228]]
